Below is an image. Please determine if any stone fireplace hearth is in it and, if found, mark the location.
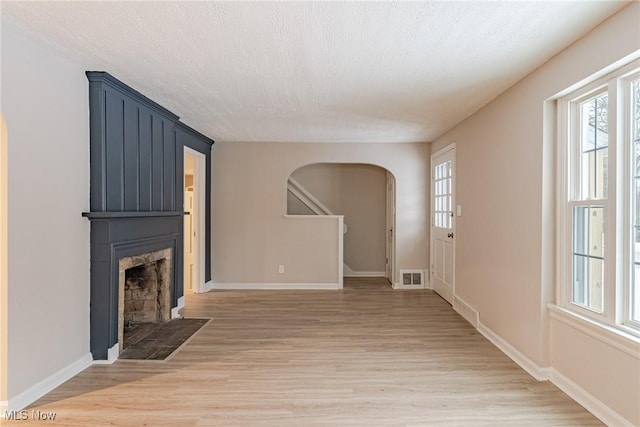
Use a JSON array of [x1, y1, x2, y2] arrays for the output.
[[118, 248, 172, 353]]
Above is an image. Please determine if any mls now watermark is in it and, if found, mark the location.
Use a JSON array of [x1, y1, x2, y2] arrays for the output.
[[2, 410, 57, 421]]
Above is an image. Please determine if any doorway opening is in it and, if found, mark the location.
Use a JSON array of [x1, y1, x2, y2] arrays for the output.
[[184, 147, 206, 294], [286, 163, 395, 285]]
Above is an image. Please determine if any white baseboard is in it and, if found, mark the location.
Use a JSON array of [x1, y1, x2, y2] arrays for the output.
[[477, 321, 550, 381], [210, 282, 342, 290], [92, 343, 119, 365], [171, 296, 185, 319], [202, 280, 214, 292], [548, 368, 635, 427], [453, 295, 479, 328], [343, 271, 386, 278], [343, 263, 354, 277], [464, 303, 630, 426], [6, 353, 92, 411], [107, 343, 119, 363], [392, 283, 426, 290]]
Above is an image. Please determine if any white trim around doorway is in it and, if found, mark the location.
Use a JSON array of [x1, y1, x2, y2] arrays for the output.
[[184, 147, 207, 294]]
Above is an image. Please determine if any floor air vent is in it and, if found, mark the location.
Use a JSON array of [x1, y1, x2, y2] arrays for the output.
[[400, 270, 424, 286]]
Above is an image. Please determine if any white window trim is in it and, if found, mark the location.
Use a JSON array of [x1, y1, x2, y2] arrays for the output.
[[622, 69, 640, 331], [556, 58, 640, 338]]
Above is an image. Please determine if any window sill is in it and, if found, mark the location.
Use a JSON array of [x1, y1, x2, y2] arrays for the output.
[[548, 304, 640, 360]]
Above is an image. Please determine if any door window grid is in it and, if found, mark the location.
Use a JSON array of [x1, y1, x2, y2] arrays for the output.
[[434, 161, 452, 229]]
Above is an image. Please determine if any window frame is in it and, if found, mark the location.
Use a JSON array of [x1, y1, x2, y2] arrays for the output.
[[557, 59, 640, 336], [622, 69, 640, 331]]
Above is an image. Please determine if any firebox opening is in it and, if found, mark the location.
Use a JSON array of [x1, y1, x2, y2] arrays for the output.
[[123, 259, 170, 350], [118, 248, 173, 354], [124, 261, 164, 325]]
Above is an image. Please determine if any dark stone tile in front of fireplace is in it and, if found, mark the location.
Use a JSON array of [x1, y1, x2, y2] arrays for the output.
[[124, 322, 160, 348], [119, 318, 210, 360]]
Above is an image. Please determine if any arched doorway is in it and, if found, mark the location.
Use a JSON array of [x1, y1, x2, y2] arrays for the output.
[[287, 163, 395, 284]]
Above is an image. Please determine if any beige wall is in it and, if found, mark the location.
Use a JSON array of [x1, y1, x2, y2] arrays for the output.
[[431, 2, 640, 424], [289, 163, 387, 273], [287, 191, 314, 215], [2, 20, 91, 401], [550, 314, 640, 425], [0, 113, 7, 408], [212, 142, 429, 285]]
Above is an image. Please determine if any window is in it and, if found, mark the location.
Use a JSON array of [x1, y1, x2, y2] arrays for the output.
[[433, 160, 452, 229], [559, 59, 640, 334]]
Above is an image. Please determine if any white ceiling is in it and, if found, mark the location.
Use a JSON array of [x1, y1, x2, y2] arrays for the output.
[[1, 1, 630, 143]]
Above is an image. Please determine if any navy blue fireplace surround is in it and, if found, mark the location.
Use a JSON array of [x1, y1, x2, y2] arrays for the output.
[[83, 72, 214, 360]]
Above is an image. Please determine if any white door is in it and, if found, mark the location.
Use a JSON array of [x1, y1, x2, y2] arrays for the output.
[[431, 145, 455, 304], [386, 172, 396, 284]]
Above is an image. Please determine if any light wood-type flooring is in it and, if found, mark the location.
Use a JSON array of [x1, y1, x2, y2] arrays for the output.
[[16, 278, 602, 426]]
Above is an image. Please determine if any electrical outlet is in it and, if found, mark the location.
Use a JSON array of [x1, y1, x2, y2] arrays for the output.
[[278, 265, 285, 274]]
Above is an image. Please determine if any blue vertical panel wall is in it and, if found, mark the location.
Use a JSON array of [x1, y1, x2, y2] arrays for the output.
[[122, 98, 139, 211], [87, 72, 180, 213], [139, 108, 154, 211], [84, 72, 214, 360]]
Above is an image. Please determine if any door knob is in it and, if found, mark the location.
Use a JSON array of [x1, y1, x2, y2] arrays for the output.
[[447, 233, 454, 238]]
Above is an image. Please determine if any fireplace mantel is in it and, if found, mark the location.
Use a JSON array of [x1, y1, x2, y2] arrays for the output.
[[83, 211, 187, 219]]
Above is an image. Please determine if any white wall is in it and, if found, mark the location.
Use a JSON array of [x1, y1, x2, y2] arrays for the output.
[[1, 20, 91, 405], [431, 3, 640, 425], [289, 163, 387, 273], [212, 142, 429, 286]]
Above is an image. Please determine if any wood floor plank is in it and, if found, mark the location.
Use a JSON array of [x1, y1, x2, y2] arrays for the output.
[[11, 278, 602, 426]]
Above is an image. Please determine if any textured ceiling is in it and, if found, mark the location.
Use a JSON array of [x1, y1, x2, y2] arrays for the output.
[[1, 1, 630, 143]]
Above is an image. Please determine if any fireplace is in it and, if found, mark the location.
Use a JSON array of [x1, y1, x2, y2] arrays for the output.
[[83, 72, 212, 361], [119, 248, 172, 352], [83, 213, 183, 361]]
